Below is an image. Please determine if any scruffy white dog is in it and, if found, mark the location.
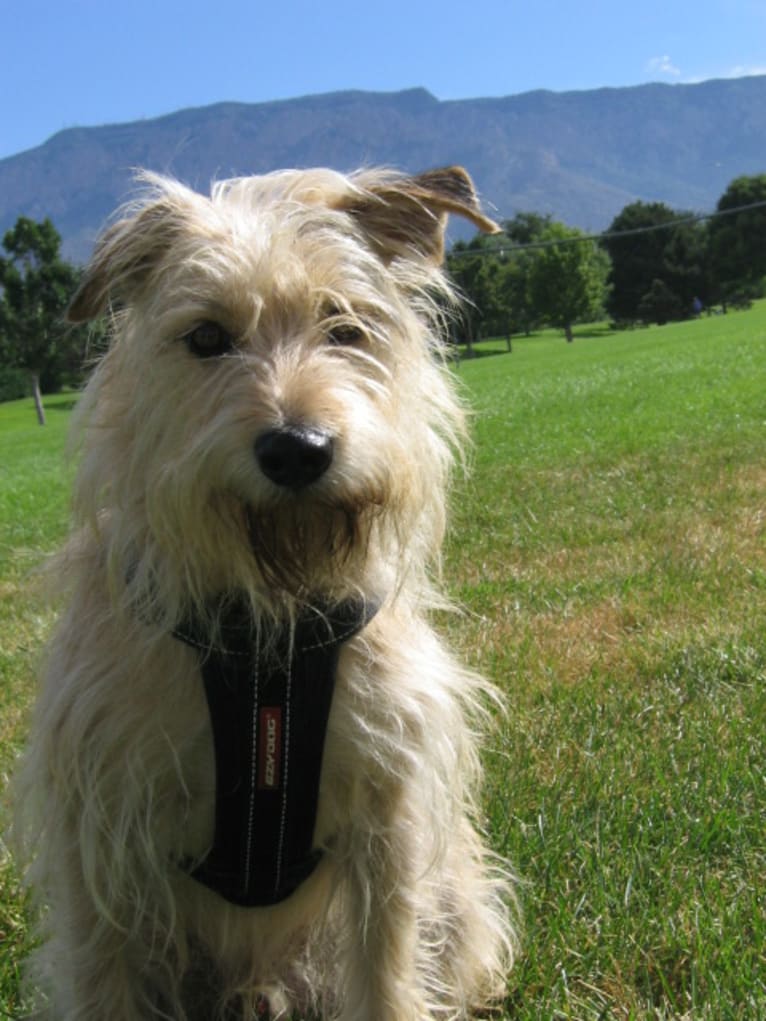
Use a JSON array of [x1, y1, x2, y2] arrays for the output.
[[15, 165, 516, 1020]]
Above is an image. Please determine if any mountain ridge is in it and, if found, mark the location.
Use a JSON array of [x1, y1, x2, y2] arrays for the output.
[[2, 77, 765, 262]]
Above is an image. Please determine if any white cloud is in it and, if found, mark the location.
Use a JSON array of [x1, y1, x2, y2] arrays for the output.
[[721, 64, 766, 78], [645, 55, 681, 78], [681, 64, 766, 85]]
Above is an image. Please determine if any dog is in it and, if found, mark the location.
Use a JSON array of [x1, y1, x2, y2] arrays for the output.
[[14, 165, 517, 1020]]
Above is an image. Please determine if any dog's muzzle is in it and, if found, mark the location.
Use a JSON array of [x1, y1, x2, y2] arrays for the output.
[[255, 425, 334, 489]]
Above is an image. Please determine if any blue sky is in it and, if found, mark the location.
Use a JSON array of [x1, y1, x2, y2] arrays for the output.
[[3, 0, 765, 160]]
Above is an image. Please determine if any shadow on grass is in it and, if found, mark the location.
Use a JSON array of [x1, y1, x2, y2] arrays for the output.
[[572, 325, 618, 340], [46, 400, 78, 413], [454, 324, 620, 355], [457, 348, 511, 362]]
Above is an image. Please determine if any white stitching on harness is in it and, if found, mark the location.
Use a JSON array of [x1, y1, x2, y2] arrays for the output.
[[243, 629, 260, 894], [274, 647, 292, 896]]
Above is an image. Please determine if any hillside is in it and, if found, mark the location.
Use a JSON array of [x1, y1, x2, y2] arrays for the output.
[[1, 77, 766, 263]]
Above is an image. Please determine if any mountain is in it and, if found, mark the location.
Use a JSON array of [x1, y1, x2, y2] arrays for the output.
[[2, 78, 766, 263]]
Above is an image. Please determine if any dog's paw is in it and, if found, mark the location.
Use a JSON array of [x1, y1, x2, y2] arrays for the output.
[[338, 996, 434, 1021]]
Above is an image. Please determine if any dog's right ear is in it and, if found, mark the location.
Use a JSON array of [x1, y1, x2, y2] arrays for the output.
[[341, 166, 500, 266], [68, 200, 183, 323]]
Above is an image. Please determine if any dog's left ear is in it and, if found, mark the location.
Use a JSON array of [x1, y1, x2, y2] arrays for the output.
[[342, 166, 500, 264], [67, 196, 186, 323]]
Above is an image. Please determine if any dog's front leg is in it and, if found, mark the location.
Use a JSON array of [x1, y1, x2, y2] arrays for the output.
[[35, 922, 162, 1021], [339, 787, 432, 1021], [30, 840, 175, 1021]]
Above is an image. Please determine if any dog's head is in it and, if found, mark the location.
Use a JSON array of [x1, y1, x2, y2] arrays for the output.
[[69, 167, 498, 620]]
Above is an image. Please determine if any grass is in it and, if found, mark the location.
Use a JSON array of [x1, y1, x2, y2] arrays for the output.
[[447, 306, 766, 1018], [0, 394, 74, 1015], [1, 308, 765, 1017]]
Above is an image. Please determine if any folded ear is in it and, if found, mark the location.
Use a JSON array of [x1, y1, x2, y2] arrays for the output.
[[342, 166, 500, 264], [68, 198, 185, 323]]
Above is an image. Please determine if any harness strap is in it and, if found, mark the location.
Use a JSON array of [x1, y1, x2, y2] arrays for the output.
[[173, 598, 377, 907]]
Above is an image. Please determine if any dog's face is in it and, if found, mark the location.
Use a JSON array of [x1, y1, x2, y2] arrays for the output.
[[68, 168, 497, 613]]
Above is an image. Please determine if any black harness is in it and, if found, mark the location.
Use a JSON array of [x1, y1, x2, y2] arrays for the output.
[[173, 598, 377, 907]]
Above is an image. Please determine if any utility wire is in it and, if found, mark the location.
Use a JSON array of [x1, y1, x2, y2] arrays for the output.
[[447, 198, 766, 259]]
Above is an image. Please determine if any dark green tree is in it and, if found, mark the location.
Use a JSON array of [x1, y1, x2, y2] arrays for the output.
[[0, 217, 81, 424], [708, 174, 766, 306], [495, 252, 541, 339], [496, 213, 552, 337], [637, 278, 686, 325], [600, 201, 682, 322], [502, 212, 553, 246], [661, 218, 708, 314], [528, 223, 611, 342], [447, 213, 551, 350], [447, 234, 505, 349]]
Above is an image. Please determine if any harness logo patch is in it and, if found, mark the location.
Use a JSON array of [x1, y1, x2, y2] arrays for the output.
[[258, 707, 282, 790]]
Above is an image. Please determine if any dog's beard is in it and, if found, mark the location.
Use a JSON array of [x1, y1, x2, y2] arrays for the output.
[[246, 494, 384, 597]]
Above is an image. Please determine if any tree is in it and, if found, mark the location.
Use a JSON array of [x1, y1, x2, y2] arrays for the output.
[[447, 235, 500, 348], [446, 213, 551, 350], [502, 212, 553, 246], [528, 223, 610, 342], [0, 217, 81, 424], [636, 278, 686, 325], [494, 252, 541, 339], [660, 218, 708, 315], [495, 213, 552, 338], [708, 174, 766, 305], [600, 201, 682, 322]]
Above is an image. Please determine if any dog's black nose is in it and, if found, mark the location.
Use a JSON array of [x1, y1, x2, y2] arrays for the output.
[[255, 426, 334, 489]]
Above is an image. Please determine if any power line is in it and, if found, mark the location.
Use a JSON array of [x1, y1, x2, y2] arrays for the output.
[[448, 198, 766, 259]]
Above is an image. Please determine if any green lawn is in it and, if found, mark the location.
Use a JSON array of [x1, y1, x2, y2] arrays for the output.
[[449, 307, 766, 1018], [1, 307, 765, 1017], [0, 393, 74, 1010]]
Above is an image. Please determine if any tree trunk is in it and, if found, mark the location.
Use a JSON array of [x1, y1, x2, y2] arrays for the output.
[[564, 322, 574, 343], [31, 372, 46, 425], [465, 320, 475, 359]]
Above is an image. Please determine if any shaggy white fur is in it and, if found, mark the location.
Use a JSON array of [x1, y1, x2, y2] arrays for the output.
[[14, 165, 517, 1020]]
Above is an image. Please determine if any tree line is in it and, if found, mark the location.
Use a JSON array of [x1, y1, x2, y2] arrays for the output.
[[1, 173, 765, 423], [0, 218, 98, 423], [446, 173, 766, 344]]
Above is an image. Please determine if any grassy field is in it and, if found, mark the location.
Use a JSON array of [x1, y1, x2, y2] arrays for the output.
[[1, 306, 765, 1018]]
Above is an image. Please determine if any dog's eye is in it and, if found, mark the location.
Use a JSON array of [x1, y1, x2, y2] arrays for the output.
[[183, 321, 234, 359], [328, 324, 364, 346]]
